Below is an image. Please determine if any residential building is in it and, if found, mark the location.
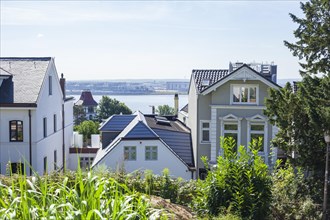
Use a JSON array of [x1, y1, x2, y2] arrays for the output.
[[166, 81, 189, 92], [75, 90, 98, 120], [92, 111, 195, 179], [0, 57, 74, 175], [185, 62, 280, 178]]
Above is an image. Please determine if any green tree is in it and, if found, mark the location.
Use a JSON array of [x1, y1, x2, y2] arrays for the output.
[[284, 0, 330, 76], [265, 0, 330, 176], [74, 120, 99, 142], [73, 105, 86, 125], [156, 104, 175, 116], [97, 96, 132, 120]]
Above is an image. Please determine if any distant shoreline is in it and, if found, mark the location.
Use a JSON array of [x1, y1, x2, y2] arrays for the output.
[[67, 91, 188, 96]]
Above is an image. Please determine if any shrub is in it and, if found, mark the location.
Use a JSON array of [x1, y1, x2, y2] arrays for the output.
[[270, 162, 322, 219], [193, 137, 272, 219]]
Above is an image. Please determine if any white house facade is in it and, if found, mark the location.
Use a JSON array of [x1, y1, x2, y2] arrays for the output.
[[92, 112, 195, 179], [184, 62, 280, 178], [0, 57, 74, 175]]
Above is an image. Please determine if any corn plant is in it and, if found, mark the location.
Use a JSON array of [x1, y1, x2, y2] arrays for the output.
[[0, 170, 165, 219]]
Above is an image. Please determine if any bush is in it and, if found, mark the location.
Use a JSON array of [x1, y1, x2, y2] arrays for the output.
[[270, 162, 322, 219], [193, 137, 272, 219]]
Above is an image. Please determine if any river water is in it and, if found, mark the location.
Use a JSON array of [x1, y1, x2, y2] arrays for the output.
[[72, 94, 188, 114]]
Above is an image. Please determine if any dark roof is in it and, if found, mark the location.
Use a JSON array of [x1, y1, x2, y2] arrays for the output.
[[144, 115, 190, 133], [0, 57, 52, 103], [100, 115, 136, 131], [124, 121, 158, 139], [75, 90, 98, 106], [95, 113, 194, 168], [180, 104, 188, 113], [193, 69, 229, 93], [192, 64, 281, 94], [153, 128, 194, 167]]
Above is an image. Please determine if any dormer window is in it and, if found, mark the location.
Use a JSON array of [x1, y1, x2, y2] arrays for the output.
[[232, 84, 258, 104], [202, 79, 210, 86]]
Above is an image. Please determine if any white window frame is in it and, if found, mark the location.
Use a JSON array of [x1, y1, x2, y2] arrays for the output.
[[124, 146, 136, 161], [246, 114, 268, 163], [145, 146, 157, 161], [230, 84, 259, 105], [219, 114, 242, 155], [200, 120, 211, 144]]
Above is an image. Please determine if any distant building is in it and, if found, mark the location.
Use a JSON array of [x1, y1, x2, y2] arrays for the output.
[[0, 57, 74, 175], [75, 90, 98, 120], [166, 81, 189, 92], [92, 111, 195, 179]]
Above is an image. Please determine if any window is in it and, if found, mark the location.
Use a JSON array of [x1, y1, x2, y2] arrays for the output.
[[43, 117, 47, 138], [224, 123, 238, 152], [124, 146, 136, 161], [54, 150, 57, 170], [43, 157, 47, 174], [9, 120, 23, 142], [145, 146, 157, 160], [232, 85, 257, 104], [53, 114, 57, 132], [250, 124, 265, 152], [10, 163, 24, 174], [201, 79, 210, 86], [200, 121, 210, 143], [79, 157, 94, 169], [49, 75, 52, 95]]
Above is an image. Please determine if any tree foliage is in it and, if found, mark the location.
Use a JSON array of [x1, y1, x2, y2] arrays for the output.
[[264, 80, 327, 174], [284, 0, 330, 76], [74, 120, 99, 141], [97, 96, 132, 120], [156, 105, 175, 116], [193, 137, 272, 219], [73, 105, 86, 125]]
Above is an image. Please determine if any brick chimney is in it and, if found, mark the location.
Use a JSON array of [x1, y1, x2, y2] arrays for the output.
[[60, 73, 66, 99]]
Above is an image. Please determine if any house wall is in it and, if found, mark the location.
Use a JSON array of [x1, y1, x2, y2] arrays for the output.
[[68, 152, 96, 171], [0, 108, 32, 174], [187, 79, 198, 173], [194, 76, 277, 174], [94, 139, 191, 180]]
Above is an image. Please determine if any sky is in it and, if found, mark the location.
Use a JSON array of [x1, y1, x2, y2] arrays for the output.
[[0, 1, 305, 80]]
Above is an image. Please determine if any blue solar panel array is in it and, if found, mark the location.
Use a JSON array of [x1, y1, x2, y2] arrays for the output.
[[153, 128, 193, 166], [100, 115, 136, 131], [125, 121, 158, 139]]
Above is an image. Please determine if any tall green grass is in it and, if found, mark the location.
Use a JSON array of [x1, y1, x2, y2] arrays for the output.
[[0, 170, 164, 219]]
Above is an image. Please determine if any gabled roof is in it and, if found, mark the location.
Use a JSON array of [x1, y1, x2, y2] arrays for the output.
[[125, 121, 158, 139], [92, 113, 194, 169], [0, 57, 51, 103], [192, 69, 229, 93], [75, 90, 98, 106], [100, 115, 136, 131], [192, 64, 281, 95]]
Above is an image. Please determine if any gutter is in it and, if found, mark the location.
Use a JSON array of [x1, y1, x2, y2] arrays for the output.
[[29, 110, 32, 175], [62, 103, 65, 172]]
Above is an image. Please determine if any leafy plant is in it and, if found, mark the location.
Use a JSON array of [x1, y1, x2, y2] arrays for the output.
[[194, 137, 272, 219]]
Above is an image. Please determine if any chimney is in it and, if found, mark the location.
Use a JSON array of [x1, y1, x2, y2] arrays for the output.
[[60, 73, 66, 99], [174, 93, 179, 115]]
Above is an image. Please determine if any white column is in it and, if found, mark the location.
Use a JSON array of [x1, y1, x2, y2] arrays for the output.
[[210, 107, 217, 162]]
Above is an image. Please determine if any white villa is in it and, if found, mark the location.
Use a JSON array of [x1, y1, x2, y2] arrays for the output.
[[0, 57, 74, 175]]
